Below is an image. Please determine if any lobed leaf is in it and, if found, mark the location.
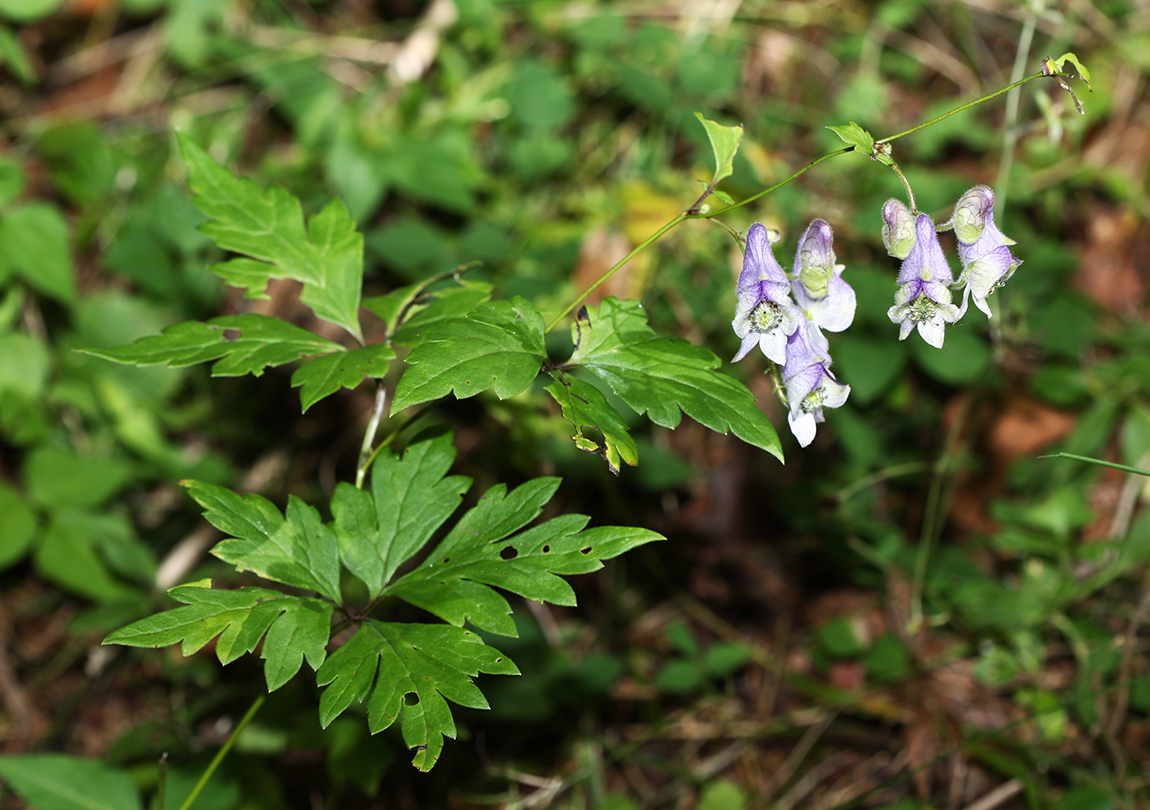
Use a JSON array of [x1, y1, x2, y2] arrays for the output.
[[315, 621, 518, 771], [567, 298, 783, 461], [103, 585, 333, 691], [179, 133, 364, 340], [82, 313, 343, 378], [331, 430, 471, 596], [694, 112, 743, 186], [391, 297, 547, 411], [826, 121, 875, 154], [184, 481, 343, 603], [291, 344, 394, 412], [545, 375, 639, 474], [362, 277, 492, 345], [384, 475, 663, 634]]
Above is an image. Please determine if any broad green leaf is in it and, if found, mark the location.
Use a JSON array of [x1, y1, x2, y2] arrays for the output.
[[315, 621, 518, 771], [568, 298, 783, 461], [291, 343, 394, 412], [0, 25, 35, 86], [103, 585, 333, 691], [184, 482, 343, 602], [0, 332, 49, 400], [0, 755, 140, 810], [331, 430, 470, 596], [0, 482, 35, 571], [82, 313, 343, 378], [391, 297, 547, 411], [385, 476, 663, 635], [544, 375, 638, 473], [34, 509, 142, 603], [694, 112, 743, 185], [25, 446, 133, 509], [179, 133, 364, 340], [0, 202, 75, 305]]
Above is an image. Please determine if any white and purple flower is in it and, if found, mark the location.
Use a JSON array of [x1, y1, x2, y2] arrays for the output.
[[732, 223, 803, 364], [884, 201, 963, 348], [781, 320, 850, 448], [942, 185, 1022, 318]]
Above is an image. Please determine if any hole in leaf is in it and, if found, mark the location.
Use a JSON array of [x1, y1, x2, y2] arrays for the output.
[[495, 657, 503, 662], [442, 557, 450, 564], [222, 328, 241, 341], [580, 546, 593, 555], [500, 546, 518, 560], [404, 692, 420, 706], [542, 544, 551, 553]]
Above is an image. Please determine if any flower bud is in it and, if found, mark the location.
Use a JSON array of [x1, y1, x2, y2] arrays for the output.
[[881, 198, 917, 259]]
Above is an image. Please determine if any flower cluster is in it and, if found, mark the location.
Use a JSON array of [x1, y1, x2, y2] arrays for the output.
[[885, 186, 1021, 347], [730, 186, 1019, 449], [731, 221, 854, 447]]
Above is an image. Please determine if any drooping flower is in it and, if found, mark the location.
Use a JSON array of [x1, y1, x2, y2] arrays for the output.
[[781, 319, 850, 447], [942, 185, 1022, 318], [732, 223, 803, 364], [791, 219, 856, 349], [884, 202, 963, 348]]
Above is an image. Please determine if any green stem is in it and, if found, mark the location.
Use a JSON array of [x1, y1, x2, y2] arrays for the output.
[[876, 72, 1044, 145], [1038, 452, 1150, 478], [177, 695, 265, 810], [886, 160, 917, 213], [355, 382, 388, 489], [545, 213, 687, 335], [690, 147, 852, 218]]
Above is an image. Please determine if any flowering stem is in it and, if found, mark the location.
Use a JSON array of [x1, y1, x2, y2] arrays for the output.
[[876, 71, 1044, 145], [548, 71, 1046, 335], [886, 160, 917, 214], [545, 213, 687, 334]]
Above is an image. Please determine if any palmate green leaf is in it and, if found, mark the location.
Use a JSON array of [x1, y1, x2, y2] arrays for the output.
[[384, 475, 663, 636], [362, 275, 491, 345], [567, 298, 782, 461], [103, 585, 333, 691], [331, 430, 470, 596], [179, 133, 364, 341], [291, 344, 394, 412], [82, 313, 343, 377], [544, 375, 638, 474], [391, 297, 547, 412], [315, 621, 518, 771], [183, 481, 343, 603]]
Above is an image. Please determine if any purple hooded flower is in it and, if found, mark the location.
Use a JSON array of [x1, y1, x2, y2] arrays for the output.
[[791, 219, 856, 347], [732, 223, 802, 364], [781, 320, 850, 447], [942, 186, 1022, 318], [884, 202, 963, 348]]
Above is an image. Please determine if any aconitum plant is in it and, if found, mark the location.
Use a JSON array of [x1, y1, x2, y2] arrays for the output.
[[82, 53, 1088, 799]]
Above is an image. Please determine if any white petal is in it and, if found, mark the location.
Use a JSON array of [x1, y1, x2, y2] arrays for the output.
[[788, 409, 818, 447], [806, 277, 856, 332], [918, 318, 946, 348], [820, 377, 851, 409], [758, 330, 788, 365]]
